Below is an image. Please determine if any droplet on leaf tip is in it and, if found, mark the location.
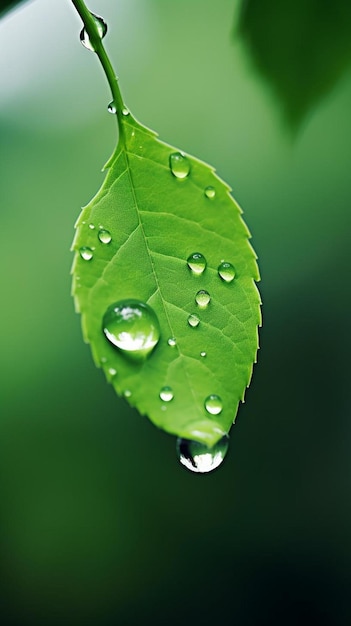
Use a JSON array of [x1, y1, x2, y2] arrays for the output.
[[187, 253, 207, 275], [102, 299, 160, 359], [169, 152, 190, 179], [79, 246, 93, 261], [80, 14, 107, 52], [204, 394, 223, 415], [177, 436, 229, 473], [195, 290, 211, 308]]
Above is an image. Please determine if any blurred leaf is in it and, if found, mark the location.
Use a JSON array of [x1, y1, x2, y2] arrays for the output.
[[237, 0, 351, 126], [71, 112, 260, 448], [0, 0, 27, 17]]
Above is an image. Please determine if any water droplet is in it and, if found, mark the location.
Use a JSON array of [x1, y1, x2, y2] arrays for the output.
[[108, 367, 117, 376], [187, 252, 207, 275], [98, 228, 112, 244], [204, 186, 216, 199], [102, 299, 160, 358], [79, 246, 93, 261], [187, 314, 200, 328], [100, 356, 107, 364], [80, 14, 107, 52], [218, 261, 235, 283], [177, 436, 229, 473], [200, 351, 207, 357], [167, 337, 177, 347], [159, 386, 174, 402], [204, 394, 223, 415], [169, 152, 190, 179], [122, 107, 130, 116], [195, 290, 211, 308], [108, 101, 116, 114], [124, 389, 132, 398], [89, 224, 95, 230]]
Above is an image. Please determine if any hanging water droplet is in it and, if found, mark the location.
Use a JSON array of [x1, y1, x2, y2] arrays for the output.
[[195, 290, 211, 308], [122, 107, 130, 116], [218, 261, 235, 283], [108, 101, 117, 114], [169, 152, 190, 179], [187, 252, 207, 275], [80, 14, 107, 52], [167, 337, 177, 347], [79, 246, 93, 261], [187, 314, 200, 328], [200, 351, 207, 357], [177, 436, 229, 473], [204, 394, 223, 415], [102, 299, 160, 358], [204, 186, 216, 199], [98, 228, 112, 244], [108, 367, 117, 376], [159, 386, 174, 402]]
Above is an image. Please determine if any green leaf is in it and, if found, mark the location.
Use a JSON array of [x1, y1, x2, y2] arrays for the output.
[[72, 113, 261, 448]]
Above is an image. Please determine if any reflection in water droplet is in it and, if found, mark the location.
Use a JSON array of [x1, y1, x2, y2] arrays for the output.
[[80, 14, 107, 51], [195, 290, 211, 308], [108, 101, 117, 114], [167, 337, 177, 347], [187, 314, 200, 328], [169, 152, 190, 179], [200, 351, 207, 357], [79, 246, 93, 261], [187, 252, 207, 275], [218, 261, 235, 283], [108, 367, 117, 376], [204, 186, 216, 199], [204, 394, 223, 415], [122, 107, 130, 116], [102, 299, 160, 358], [159, 386, 174, 402], [98, 229, 112, 244], [177, 436, 229, 473]]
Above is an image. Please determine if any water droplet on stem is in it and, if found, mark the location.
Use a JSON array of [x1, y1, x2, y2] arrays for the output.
[[80, 14, 107, 52], [177, 436, 229, 473]]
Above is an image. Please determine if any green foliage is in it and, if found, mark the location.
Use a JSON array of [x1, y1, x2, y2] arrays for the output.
[[72, 112, 261, 447]]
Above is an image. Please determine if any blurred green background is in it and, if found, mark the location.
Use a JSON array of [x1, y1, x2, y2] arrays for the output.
[[1, 0, 350, 624]]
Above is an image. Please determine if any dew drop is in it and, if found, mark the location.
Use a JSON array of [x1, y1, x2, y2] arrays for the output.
[[218, 261, 235, 283], [79, 246, 93, 261], [108, 367, 117, 376], [108, 101, 117, 114], [200, 351, 207, 357], [204, 394, 223, 415], [167, 337, 177, 347], [204, 186, 216, 199], [102, 299, 160, 358], [122, 107, 130, 116], [177, 436, 229, 473], [124, 389, 132, 398], [169, 152, 190, 179], [187, 252, 207, 275], [187, 314, 200, 328], [89, 224, 95, 230], [98, 228, 112, 244], [195, 290, 211, 308], [80, 14, 107, 52], [159, 386, 174, 402]]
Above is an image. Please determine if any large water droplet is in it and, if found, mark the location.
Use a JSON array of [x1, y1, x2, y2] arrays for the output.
[[98, 229, 112, 244], [79, 246, 93, 261], [159, 386, 174, 402], [177, 436, 229, 473], [167, 337, 177, 347], [80, 14, 107, 52], [169, 152, 190, 179], [187, 252, 207, 275], [204, 186, 216, 199], [187, 314, 200, 328], [102, 299, 160, 358], [195, 290, 211, 308], [204, 394, 223, 415], [218, 261, 235, 283]]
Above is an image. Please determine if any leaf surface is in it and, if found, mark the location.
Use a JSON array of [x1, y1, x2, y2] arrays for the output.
[[72, 113, 261, 447]]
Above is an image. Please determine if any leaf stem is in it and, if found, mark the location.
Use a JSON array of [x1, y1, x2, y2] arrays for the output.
[[71, 0, 126, 140]]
